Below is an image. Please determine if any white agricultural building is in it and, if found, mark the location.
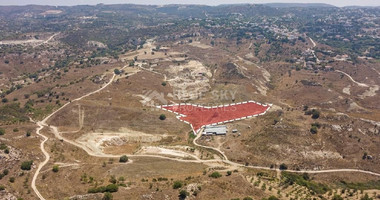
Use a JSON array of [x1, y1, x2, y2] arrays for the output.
[[202, 125, 227, 135]]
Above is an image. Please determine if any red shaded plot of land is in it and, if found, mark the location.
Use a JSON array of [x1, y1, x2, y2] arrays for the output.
[[161, 102, 270, 132]]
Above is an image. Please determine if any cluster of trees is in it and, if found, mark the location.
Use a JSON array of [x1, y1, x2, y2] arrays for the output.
[[172, 180, 201, 199], [0, 143, 9, 154], [304, 108, 320, 119], [282, 172, 329, 195], [333, 193, 373, 200], [0, 84, 23, 100], [88, 184, 118, 193], [209, 171, 222, 178], [310, 122, 321, 134], [21, 160, 33, 170], [261, 196, 279, 200]]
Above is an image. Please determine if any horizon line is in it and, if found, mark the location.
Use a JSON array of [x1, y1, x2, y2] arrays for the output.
[[0, 2, 379, 8]]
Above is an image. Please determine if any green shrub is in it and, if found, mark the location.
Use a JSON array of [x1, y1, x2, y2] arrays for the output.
[[311, 109, 320, 119], [360, 193, 373, 200], [52, 165, 59, 173], [0, 128, 5, 135], [88, 187, 99, 193], [0, 185, 4, 190], [159, 114, 166, 120], [179, 190, 189, 199], [88, 184, 118, 193], [332, 194, 343, 200], [9, 177, 15, 183], [173, 181, 183, 189], [209, 172, 222, 178], [105, 184, 118, 192], [161, 82, 167, 86], [109, 176, 117, 184], [103, 192, 113, 200], [311, 122, 321, 128], [303, 105, 309, 111], [157, 177, 168, 181], [279, 163, 288, 170], [305, 108, 320, 119], [243, 197, 253, 200], [0, 144, 7, 150], [268, 196, 279, 200], [119, 155, 128, 163], [310, 126, 318, 134], [21, 161, 33, 170], [114, 69, 121, 75]]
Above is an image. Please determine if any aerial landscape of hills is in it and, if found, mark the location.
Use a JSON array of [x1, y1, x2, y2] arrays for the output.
[[0, 2, 379, 200]]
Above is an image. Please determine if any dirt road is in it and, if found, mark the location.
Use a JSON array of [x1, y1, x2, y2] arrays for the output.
[[309, 37, 317, 48], [30, 67, 122, 200], [33, 32, 60, 48], [192, 128, 380, 177], [30, 121, 50, 200], [335, 70, 369, 87]]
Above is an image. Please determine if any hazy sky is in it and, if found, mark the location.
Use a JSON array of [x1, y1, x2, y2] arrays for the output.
[[0, 0, 379, 7]]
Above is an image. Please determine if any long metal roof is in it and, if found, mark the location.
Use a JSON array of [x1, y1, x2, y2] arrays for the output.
[[203, 125, 227, 134]]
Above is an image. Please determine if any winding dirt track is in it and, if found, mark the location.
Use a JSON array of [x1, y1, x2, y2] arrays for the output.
[[30, 121, 49, 200], [33, 32, 60, 48], [335, 70, 369, 87], [31, 65, 380, 200], [31, 69, 122, 200], [309, 37, 370, 88]]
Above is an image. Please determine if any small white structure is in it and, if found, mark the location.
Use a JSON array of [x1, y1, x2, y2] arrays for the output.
[[202, 125, 227, 136]]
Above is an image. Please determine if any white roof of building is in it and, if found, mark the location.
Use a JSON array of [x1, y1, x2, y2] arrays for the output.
[[203, 125, 227, 135]]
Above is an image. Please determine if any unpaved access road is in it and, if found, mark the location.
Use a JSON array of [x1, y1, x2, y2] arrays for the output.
[[31, 66, 124, 200], [192, 130, 380, 176], [335, 70, 369, 87]]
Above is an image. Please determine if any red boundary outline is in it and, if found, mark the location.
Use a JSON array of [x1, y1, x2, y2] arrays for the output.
[[157, 101, 272, 134]]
